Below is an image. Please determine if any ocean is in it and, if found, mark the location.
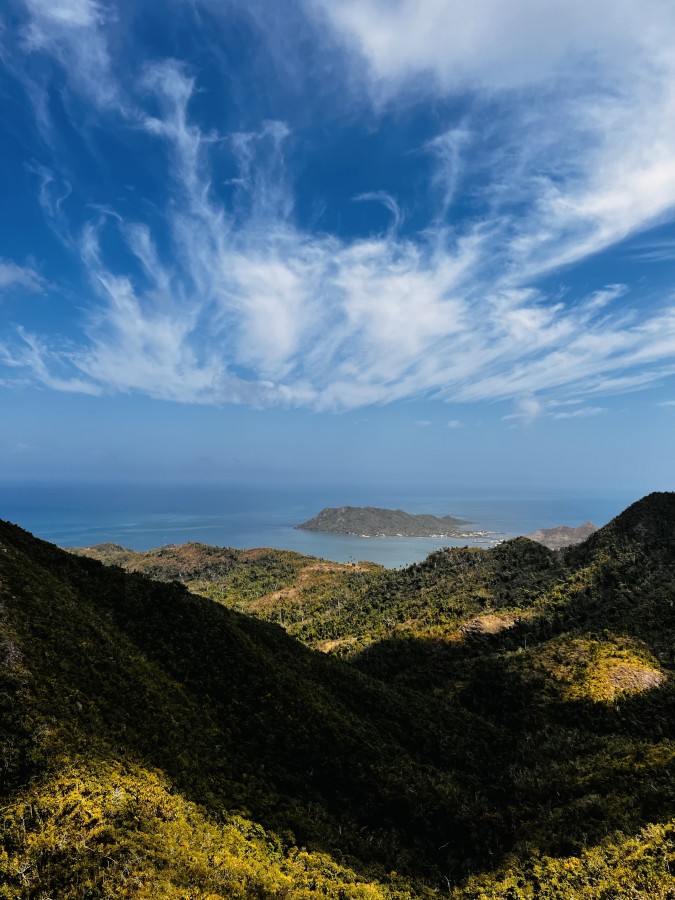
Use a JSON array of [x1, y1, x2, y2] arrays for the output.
[[0, 482, 640, 568]]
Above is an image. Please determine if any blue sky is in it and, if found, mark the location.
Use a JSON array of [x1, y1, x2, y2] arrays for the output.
[[1, 0, 674, 492]]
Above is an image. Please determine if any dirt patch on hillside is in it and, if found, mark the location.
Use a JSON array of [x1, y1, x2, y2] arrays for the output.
[[604, 662, 665, 699], [316, 636, 359, 654], [460, 613, 519, 637]]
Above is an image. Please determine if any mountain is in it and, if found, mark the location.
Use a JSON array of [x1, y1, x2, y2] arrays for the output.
[[296, 505, 472, 536], [2, 492, 675, 898], [0, 518, 485, 897], [526, 521, 598, 549]]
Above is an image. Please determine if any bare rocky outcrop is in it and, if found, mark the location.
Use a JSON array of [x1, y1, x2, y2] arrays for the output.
[[526, 522, 598, 550]]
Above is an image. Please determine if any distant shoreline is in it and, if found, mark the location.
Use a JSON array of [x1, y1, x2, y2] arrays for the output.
[[308, 529, 499, 540]]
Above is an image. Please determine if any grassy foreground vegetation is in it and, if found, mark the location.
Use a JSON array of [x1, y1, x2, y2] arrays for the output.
[[2, 492, 675, 897]]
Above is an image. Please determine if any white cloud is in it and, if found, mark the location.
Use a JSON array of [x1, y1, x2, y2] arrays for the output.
[[0, 327, 101, 395], [629, 240, 675, 263], [415, 419, 432, 427], [551, 406, 606, 420], [446, 419, 463, 429], [313, 0, 675, 281], [0, 259, 46, 293], [4, 2, 675, 413], [20, 0, 122, 112], [310, 0, 673, 93], [9, 80, 675, 410], [502, 399, 607, 423], [422, 126, 471, 219], [353, 192, 403, 235], [583, 285, 628, 312], [502, 396, 544, 424]]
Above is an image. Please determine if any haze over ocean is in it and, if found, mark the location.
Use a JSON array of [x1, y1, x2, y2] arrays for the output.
[[0, 482, 638, 567]]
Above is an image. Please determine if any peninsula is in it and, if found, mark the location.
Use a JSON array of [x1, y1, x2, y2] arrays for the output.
[[296, 505, 474, 537]]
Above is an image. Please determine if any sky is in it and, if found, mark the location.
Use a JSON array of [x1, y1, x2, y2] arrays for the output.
[[1, 0, 674, 493]]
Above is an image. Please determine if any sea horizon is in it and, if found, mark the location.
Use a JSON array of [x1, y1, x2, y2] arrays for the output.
[[0, 481, 643, 568]]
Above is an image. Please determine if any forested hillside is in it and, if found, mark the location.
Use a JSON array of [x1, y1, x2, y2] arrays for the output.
[[2, 492, 675, 897]]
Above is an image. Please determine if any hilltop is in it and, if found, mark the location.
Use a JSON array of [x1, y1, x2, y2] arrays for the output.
[[297, 505, 472, 536], [2, 491, 675, 898], [526, 521, 598, 549]]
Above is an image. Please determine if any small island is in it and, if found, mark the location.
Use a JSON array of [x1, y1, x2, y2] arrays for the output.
[[296, 505, 480, 538]]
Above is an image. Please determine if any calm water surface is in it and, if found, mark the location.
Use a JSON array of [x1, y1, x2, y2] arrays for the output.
[[0, 483, 640, 568]]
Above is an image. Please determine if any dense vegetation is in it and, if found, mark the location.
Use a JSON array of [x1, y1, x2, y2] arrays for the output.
[[2, 492, 675, 897], [76, 536, 569, 654]]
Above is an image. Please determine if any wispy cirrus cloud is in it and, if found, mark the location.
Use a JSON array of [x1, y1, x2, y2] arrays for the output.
[[353, 192, 403, 236], [551, 406, 606, 420], [19, 0, 122, 113], [502, 398, 607, 424], [0, 327, 101, 394], [0, 259, 46, 294], [628, 240, 675, 263], [313, 0, 675, 275], [2, 0, 675, 413]]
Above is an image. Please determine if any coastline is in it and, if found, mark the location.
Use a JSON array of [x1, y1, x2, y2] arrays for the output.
[[0, 482, 636, 568], [307, 529, 499, 539]]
